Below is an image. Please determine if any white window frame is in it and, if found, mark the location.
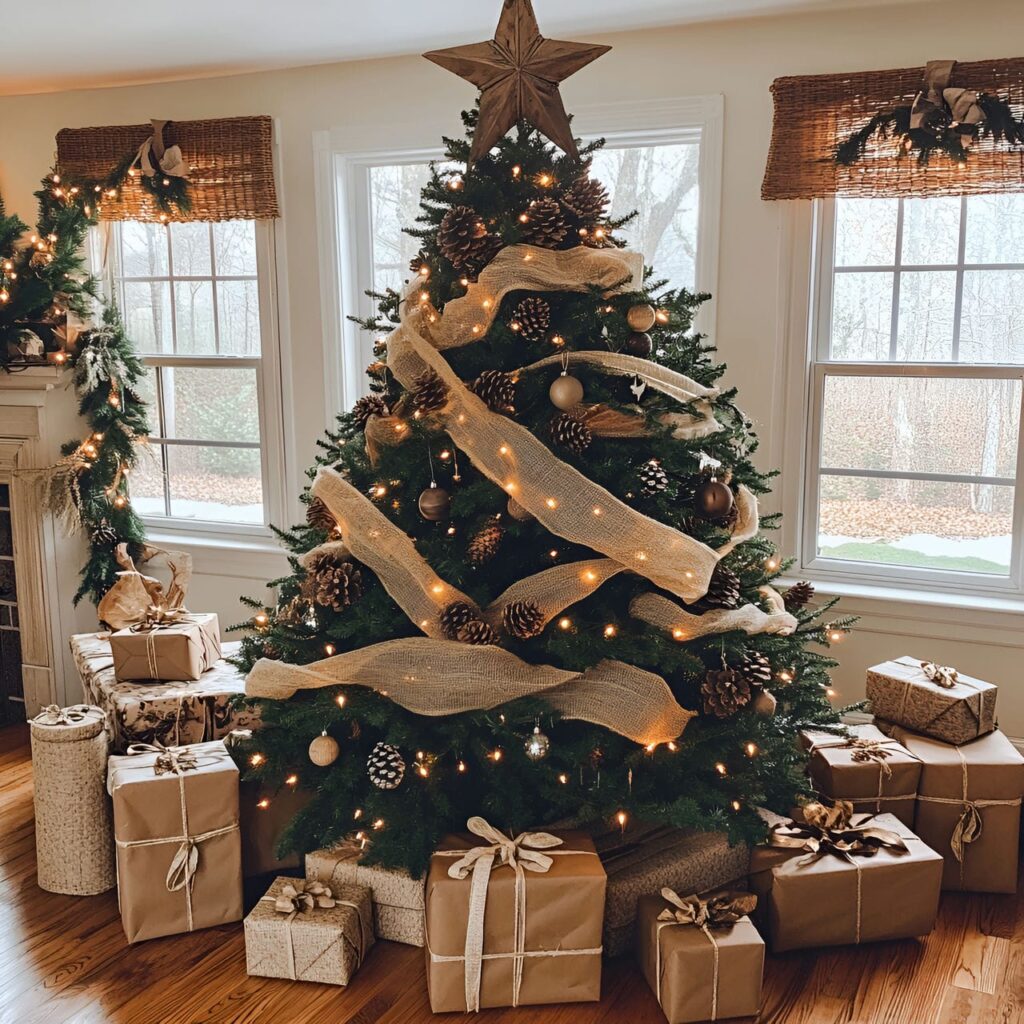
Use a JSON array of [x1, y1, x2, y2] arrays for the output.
[[785, 196, 1024, 601], [314, 96, 724, 420], [90, 220, 288, 544]]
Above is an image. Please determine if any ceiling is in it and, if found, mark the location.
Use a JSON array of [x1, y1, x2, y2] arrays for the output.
[[1, 0, 928, 96]]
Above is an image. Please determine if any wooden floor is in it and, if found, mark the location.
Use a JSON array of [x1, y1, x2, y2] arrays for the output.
[[2, 722, 1022, 1024]]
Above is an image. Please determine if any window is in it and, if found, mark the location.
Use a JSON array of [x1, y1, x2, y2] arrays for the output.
[[96, 220, 281, 532], [805, 194, 1024, 592]]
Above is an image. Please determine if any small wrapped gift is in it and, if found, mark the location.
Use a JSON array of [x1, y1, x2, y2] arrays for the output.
[[800, 724, 921, 826], [244, 876, 374, 984], [637, 888, 763, 1024], [866, 657, 996, 744], [748, 803, 942, 953], [306, 842, 426, 946], [107, 740, 243, 943], [425, 817, 606, 1013], [879, 724, 1024, 893], [110, 611, 222, 682]]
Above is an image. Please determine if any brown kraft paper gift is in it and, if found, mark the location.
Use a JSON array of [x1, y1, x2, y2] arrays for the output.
[[425, 817, 606, 1013], [866, 656, 996, 745], [107, 739, 243, 943], [636, 889, 763, 1024], [110, 612, 222, 682], [748, 805, 942, 953], [879, 723, 1024, 893], [800, 724, 921, 827]]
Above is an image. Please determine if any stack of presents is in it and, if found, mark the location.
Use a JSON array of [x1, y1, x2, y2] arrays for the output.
[[32, 589, 1024, 1024]]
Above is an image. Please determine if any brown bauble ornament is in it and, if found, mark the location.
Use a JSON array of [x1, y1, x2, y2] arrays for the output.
[[624, 332, 653, 357], [418, 483, 451, 522], [506, 497, 535, 522], [626, 303, 657, 332], [694, 479, 734, 519], [549, 373, 584, 411], [308, 732, 340, 767], [753, 688, 778, 716]]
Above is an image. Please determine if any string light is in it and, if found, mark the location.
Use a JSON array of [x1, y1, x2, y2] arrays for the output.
[[336, 694, 346, 708], [778, 670, 793, 683], [285, 774, 299, 786], [558, 773, 568, 784], [512, 165, 521, 177], [667, 741, 678, 752], [457, 759, 467, 773], [715, 762, 728, 776], [558, 617, 572, 630], [616, 810, 628, 834], [549, 549, 559, 559], [249, 753, 265, 767], [353, 808, 363, 820], [672, 628, 686, 640], [489, 748, 503, 762], [603, 624, 617, 638], [537, 173, 553, 187], [256, 798, 270, 810], [731, 800, 742, 812], [324, 643, 336, 656], [112, 495, 127, 509], [545, 498, 558, 509], [744, 742, 759, 757], [373, 818, 385, 830], [765, 557, 779, 571]]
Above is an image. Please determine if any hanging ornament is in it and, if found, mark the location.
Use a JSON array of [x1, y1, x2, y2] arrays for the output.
[[626, 303, 657, 332], [524, 723, 551, 761], [506, 497, 535, 522], [308, 731, 340, 767], [753, 688, 778, 716], [694, 477, 734, 519], [418, 446, 450, 521], [367, 742, 406, 790], [638, 460, 669, 496], [549, 351, 584, 410], [629, 374, 648, 402], [624, 332, 653, 357]]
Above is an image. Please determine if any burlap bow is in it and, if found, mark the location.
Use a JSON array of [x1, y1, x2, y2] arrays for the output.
[[446, 816, 564, 880], [98, 543, 192, 631], [33, 703, 93, 726], [273, 880, 337, 914], [128, 603, 190, 634], [921, 661, 959, 688], [134, 119, 190, 179], [909, 60, 985, 145], [769, 801, 908, 862]]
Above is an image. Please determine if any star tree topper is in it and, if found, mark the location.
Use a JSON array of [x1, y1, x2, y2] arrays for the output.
[[424, 0, 611, 163]]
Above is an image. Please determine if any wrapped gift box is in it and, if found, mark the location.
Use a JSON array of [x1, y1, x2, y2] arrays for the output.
[[244, 876, 374, 984], [800, 724, 921, 826], [107, 740, 243, 943], [866, 657, 996, 745], [109, 612, 222, 682], [425, 821, 605, 1013], [636, 890, 763, 1024], [306, 842, 426, 946], [71, 633, 258, 752], [879, 723, 1024, 893], [592, 821, 750, 957], [748, 808, 942, 953]]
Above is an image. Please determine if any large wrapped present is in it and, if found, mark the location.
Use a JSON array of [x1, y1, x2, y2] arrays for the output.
[[748, 803, 942, 953], [306, 842, 425, 946], [879, 724, 1024, 893], [592, 821, 750, 957], [637, 888, 763, 1024], [107, 740, 243, 943], [800, 724, 921, 826], [425, 817, 606, 1013], [71, 633, 257, 752], [109, 611, 222, 683], [244, 876, 374, 984], [866, 657, 996, 744]]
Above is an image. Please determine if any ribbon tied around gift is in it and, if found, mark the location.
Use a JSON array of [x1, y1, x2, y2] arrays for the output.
[[33, 703, 94, 727], [768, 801, 908, 863], [920, 660, 959, 689], [126, 741, 200, 777]]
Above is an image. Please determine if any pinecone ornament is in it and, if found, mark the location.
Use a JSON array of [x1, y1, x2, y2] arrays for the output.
[[306, 497, 337, 533], [704, 564, 741, 609], [739, 651, 773, 690], [367, 742, 406, 790], [352, 394, 388, 430], [521, 198, 569, 248], [784, 580, 815, 611], [90, 521, 118, 546], [468, 521, 504, 566], [411, 368, 449, 413], [456, 619, 499, 645], [638, 461, 669, 496], [512, 297, 550, 342], [438, 205, 497, 272], [550, 412, 592, 454], [440, 601, 477, 640], [305, 554, 363, 612], [503, 600, 545, 640], [701, 667, 752, 719], [471, 370, 516, 412], [562, 175, 610, 227]]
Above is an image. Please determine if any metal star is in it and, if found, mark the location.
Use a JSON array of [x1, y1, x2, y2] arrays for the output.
[[423, 0, 610, 163]]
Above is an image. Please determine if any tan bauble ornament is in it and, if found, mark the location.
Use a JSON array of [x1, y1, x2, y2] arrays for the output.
[[549, 373, 584, 411], [753, 689, 778, 716], [418, 483, 451, 522], [506, 497, 535, 522], [308, 732, 340, 767], [626, 303, 657, 332]]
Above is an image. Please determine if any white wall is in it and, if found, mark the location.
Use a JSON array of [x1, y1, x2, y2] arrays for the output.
[[3, 0, 1024, 719]]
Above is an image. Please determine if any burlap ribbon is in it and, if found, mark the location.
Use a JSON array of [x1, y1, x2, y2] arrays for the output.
[[655, 888, 757, 1022], [134, 119, 190, 179], [920, 661, 959, 688], [630, 587, 798, 641], [431, 817, 601, 1012], [909, 61, 985, 146], [33, 703, 95, 727]]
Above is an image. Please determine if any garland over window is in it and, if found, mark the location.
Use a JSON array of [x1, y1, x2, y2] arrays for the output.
[[762, 56, 1024, 200]]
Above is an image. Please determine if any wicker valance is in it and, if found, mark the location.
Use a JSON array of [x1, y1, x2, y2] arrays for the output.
[[56, 115, 279, 221], [762, 57, 1024, 200]]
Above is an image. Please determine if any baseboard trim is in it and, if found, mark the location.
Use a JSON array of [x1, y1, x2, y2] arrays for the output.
[[840, 709, 1024, 756]]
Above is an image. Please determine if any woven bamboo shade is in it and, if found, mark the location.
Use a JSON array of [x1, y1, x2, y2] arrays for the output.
[[56, 115, 279, 221], [762, 57, 1024, 200]]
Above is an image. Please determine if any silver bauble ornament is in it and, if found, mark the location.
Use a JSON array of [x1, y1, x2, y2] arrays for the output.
[[626, 303, 657, 332], [694, 478, 734, 518], [549, 373, 584, 411], [524, 725, 551, 761], [418, 483, 451, 521], [308, 732, 340, 767], [506, 497, 535, 522]]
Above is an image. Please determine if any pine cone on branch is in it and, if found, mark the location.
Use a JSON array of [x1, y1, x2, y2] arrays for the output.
[[704, 564, 741, 609], [306, 497, 337, 533], [352, 394, 388, 430], [562, 175, 610, 228], [467, 521, 504, 566], [739, 651, 773, 690], [304, 553, 363, 612], [411, 368, 449, 413], [551, 412, 592, 454], [471, 370, 516, 412], [438, 206, 498, 273], [701, 667, 751, 719], [521, 198, 568, 248], [503, 600, 545, 640], [784, 581, 815, 611], [456, 619, 499, 645], [440, 601, 477, 640], [638, 460, 669, 495], [511, 297, 550, 342]]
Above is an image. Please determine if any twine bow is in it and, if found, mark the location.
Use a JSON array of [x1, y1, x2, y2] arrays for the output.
[[135, 119, 189, 179], [33, 703, 93, 726], [921, 661, 959, 688], [273, 880, 337, 914], [126, 741, 199, 777], [769, 801, 908, 862], [845, 738, 895, 778]]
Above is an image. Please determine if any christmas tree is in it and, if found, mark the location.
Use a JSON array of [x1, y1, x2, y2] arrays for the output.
[[234, 0, 849, 875]]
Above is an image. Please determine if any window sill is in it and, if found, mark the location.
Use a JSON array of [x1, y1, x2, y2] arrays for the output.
[[144, 526, 288, 580]]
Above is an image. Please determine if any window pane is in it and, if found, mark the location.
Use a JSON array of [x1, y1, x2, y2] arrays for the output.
[[901, 197, 961, 266], [834, 198, 898, 266], [173, 280, 217, 354], [965, 194, 1024, 265], [165, 367, 260, 443], [830, 271, 892, 359], [821, 375, 1021, 479], [959, 270, 1024, 363], [369, 163, 436, 295], [590, 142, 700, 292], [123, 281, 173, 354], [128, 446, 167, 517], [170, 222, 212, 276], [166, 445, 264, 524], [213, 220, 257, 275], [817, 474, 1012, 576], [119, 222, 168, 277], [895, 271, 956, 361], [132, 363, 159, 417], [217, 279, 261, 356]]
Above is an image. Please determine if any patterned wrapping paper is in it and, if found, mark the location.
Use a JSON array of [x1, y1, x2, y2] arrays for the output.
[[71, 633, 259, 752], [244, 876, 374, 985], [109, 612, 222, 682], [305, 843, 426, 946], [866, 656, 997, 745]]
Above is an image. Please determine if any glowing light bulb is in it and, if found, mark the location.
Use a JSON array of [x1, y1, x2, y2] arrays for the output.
[[490, 748, 503, 762], [549, 550, 558, 559], [545, 498, 558, 509], [257, 798, 270, 810], [731, 800, 742, 812], [616, 810, 628, 833], [745, 742, 759, 757], [558, 773, 568, 784], [457, 760, 467, 773], [715, 762, 728, 776], [373, 818, 385, 830], [672, 628, 685, 640], [603, 624, 616, 638], [353, 808, 363, 820], [249, 753, 265, 767], [336, 694, 346, 708], [285, 774, 299, 786], [558, 617, 572, 631], [324, 643, 336, 656]]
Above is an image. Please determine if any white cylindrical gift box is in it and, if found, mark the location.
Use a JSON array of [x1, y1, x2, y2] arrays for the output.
[[30, 704, 115, 895]]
